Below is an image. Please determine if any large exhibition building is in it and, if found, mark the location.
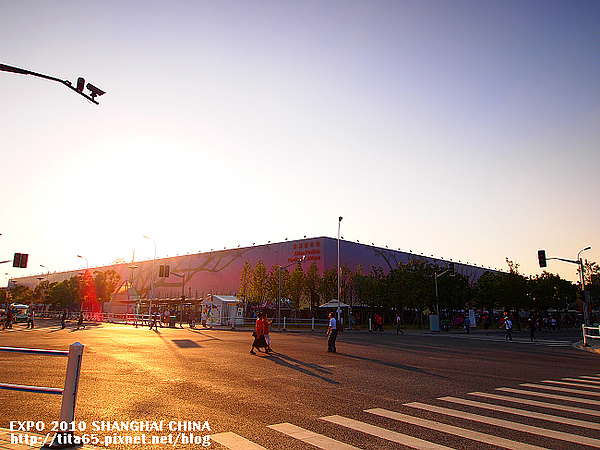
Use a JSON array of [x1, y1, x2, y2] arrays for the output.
[[11, 237, 498, 305]]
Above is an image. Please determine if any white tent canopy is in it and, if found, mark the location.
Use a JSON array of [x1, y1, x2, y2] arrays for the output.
[[319, 300, 350, 308]]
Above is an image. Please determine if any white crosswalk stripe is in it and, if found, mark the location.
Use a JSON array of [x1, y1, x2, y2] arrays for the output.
[[268, 423, 360, 449], [520, 382, 600, 397], [211, 432, 268, 449], [439, 396, 600, 430], [469, 391, 600, 418], [497, 386, 600, 406], [212, 375, 600, 449], [405, 401, 600, 448], [541, 379, 600, 389], [321, 415, 453, 449], [366, 407, 549, 450]]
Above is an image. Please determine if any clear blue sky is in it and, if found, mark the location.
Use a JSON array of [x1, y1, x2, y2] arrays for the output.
[[2, 1, 599, 285]]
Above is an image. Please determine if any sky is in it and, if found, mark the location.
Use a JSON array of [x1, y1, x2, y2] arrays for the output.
[[1, 0, 599, 286]]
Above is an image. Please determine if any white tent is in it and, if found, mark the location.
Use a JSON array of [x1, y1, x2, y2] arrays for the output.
[[201, 295, 244, 326], [319, 300, 350, 308]]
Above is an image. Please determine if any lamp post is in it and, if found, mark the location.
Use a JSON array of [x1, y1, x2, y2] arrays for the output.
[[278, 255, 306, 330], [77, 255, 88, 269], [578, 246, 592, 326], [143, 236, 156, 319], [170, 272, 186, 328], [128, 264, 139, 326], [337, 216, 343, 323]]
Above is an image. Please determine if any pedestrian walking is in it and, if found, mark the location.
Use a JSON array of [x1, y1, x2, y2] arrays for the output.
[[501, 315, 513, 341], [26, 308, 34, 329], [375, 313, 384, 332], [395, 313, 404, 335], [6, 309, 14, 329], [482, 317, 489, 335], [250, 313, 268, 355], [77, 312, 85, 330], [526, 317, 536, 341], [327, 312, 338, 353], [464, 316, 470, 334], [149, 312, 159, 331], [61, 309, 67, 329], [262, 314, 273, 353]]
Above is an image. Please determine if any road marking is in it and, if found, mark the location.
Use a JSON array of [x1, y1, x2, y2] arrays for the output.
[[497, 387, 600, 406], [563, 377, 600, 385], [366, 408, 549, 450], [211, 432, 268, 450], [580, 375, 600, 381], [520, 383, 600, 397], [268, 423, 361, 449], [470, 391, 600, 418], [541, 379, 600, 389], [321, 415, 453, 450], [405, 402, 600, 448], [439, 396, 600, 430]]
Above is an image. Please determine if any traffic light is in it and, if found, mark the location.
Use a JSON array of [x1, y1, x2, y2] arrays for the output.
[[159, 264, 170, 277], [448, 262, 455, 276], [13, 253, 28, 268], [537, 250, 547, 268], [76, 77, 85, 92]]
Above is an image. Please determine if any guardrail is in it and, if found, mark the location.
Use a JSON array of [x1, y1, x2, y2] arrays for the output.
[[582, 324, 600, 347], [33, 311, 354, 331], [0, 342, 84, 430]]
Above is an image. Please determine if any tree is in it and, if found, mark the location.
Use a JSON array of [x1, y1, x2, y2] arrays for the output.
[[287, 263, 305, 311], [250, 260, 267, 303], [304, 262, 321, 311], [46, 277, 79, 307], [7, 284, 35, 304], [238, 260, 252, 304], [93, 269, 121, 308], [318, 266, 337, 305]]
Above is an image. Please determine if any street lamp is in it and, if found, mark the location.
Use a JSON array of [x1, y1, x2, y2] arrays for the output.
[[128, 264, 139, 326], [337, 216, 343, 323], [578, 246, 592, 325], [170, 271, 186, 328], [143, 236, 156, 319], [77, 255, 88, 269], [278, 255, 306, 330]]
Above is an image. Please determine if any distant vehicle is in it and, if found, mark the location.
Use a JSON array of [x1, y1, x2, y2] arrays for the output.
[[11, 303, 29, 323]]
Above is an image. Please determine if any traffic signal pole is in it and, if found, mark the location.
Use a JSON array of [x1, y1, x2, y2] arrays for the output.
[[1, 63, 104, 104], [537, 247, 591, 326]]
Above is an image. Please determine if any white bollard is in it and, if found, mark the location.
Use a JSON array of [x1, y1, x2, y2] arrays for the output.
[[58, 342, 84, 424]]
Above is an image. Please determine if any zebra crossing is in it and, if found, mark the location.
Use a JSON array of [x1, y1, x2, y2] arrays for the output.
[[421, 332, 576, 348], [212, 374, 600, 449]]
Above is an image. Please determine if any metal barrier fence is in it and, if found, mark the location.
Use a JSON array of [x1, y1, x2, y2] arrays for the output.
[[0, 342, 84, 426], [582, 324, 600, 347]]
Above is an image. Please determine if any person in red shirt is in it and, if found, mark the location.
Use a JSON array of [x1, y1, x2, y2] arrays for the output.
[[250, 313, 267, 355]]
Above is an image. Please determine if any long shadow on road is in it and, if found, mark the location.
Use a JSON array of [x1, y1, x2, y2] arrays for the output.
[[260, 352, 341, 385]]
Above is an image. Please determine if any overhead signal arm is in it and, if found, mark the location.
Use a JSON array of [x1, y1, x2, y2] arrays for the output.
[[1, 63, 104, 105]]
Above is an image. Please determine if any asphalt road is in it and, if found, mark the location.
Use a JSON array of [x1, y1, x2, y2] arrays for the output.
[[1, 319, 598, 450]]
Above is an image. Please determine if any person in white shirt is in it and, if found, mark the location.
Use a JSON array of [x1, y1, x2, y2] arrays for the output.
[[327, 312, 338, 353], [502, 315, 513, 341]]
